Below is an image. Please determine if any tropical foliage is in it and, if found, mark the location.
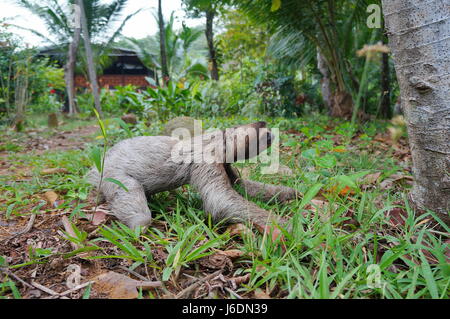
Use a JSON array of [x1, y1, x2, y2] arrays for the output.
[[15, 0, 140, 76], [121, 14, 209, 85]]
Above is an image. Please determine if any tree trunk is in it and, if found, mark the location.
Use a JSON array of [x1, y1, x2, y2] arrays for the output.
[[158, 0, 169, 85], [382, 0, 450, 224], [48, 113, 58, 128], [0, 59, 13, 113], [64, 15, 81, 115], [317, 49, 332, 114], [379, 22, 392, 119], [14, 71, 28, 132], [13, 54, 31, 132], [77, 0, 102, 116], [330, 91, 353, 119], [205, 10, 219, 81]]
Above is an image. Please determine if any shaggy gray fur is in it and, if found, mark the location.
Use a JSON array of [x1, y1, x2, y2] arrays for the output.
[[87, 122, 299, 230]]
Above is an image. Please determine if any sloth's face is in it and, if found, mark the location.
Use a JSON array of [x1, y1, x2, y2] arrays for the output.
[[225, 121, 274, 162], [172, 121, 274, 164]]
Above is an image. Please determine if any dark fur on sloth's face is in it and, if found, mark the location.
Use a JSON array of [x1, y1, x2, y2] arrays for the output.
[[224, 121, 273, 162], [175, 122, 273, 164]]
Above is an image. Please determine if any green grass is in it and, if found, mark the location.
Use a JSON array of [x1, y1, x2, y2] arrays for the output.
[[0, 114, 448, 299]]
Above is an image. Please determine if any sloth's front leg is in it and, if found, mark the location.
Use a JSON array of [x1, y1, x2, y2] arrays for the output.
[[225, 165, 300, 203], [190, 164, 288, 233], [100, 174, 152, 229]]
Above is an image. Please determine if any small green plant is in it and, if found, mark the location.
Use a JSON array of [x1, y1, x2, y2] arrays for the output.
[[96, 222, 154, 265], [90, 108, 129, 212], [162, 224, 224, 281], [0, 142, 22, 152], [138, 81, 201, 122]]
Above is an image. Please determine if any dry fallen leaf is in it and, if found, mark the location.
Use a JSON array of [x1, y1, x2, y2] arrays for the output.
[[198, 249, 245, 270], [364, 172, 382, 185], [332, 147, 347, 153], [93, 271, 161, 299], [199, 253, 233, 270], [226, 223, 253, 238], [217, 249, 245, 259], [339, 185, 355, 196], [44, 191, 58, 206], [229, 273, 250, 286], [308, 199, 329, 209], [91, 211, 108, 226], [255, 264, 267, 273], [385, 207, 408, 227], [40, 167, 69, 175], [326, 184, 356, 197], [303, 199, 332, 222], [403, 237, 447, 265], [254, 288, 271, 299], [380, 174, 413, 190]]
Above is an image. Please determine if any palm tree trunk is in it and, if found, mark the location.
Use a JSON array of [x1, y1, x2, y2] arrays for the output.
[[308, 2, 352, 118], [0, 59, 12, 113], [158, 0, 169, 85], [64, 19, 81, 115], [382, 0, 450, 224], [77, 0, 102, 116], [205, 10, 219, 81], [14, 76, 27, 132], [14, 56, 30, 132]]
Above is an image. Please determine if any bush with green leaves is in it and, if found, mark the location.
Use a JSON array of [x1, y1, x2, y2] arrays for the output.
[[28, 65, 65, 114], [0, 24, 66, 123], [254, 66, 300, 117], [99, 85, 142, 114], [106, 81, 202, 122], [138, 82, 197, 121]]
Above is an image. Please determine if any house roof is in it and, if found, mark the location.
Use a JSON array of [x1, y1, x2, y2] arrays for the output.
[[38, 44, 154, 77], [38, 45, 139, 57]]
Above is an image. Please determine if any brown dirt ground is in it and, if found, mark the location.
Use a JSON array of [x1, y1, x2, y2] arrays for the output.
[[0, 124, 248, 299]]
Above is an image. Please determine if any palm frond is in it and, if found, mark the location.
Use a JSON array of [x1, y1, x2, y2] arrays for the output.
[[8, 23, 59, 46], [100, 7, 143, 54], [16, 0, 71, 43], [182, 60, 209, 79], [267, 25, 316, 69]]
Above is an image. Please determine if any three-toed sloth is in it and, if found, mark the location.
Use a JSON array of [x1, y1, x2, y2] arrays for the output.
[[87, 122, 299, 234]]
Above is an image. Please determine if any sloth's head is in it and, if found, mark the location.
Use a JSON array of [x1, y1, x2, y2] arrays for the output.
[[224, 121, 273, 162], [171, 121, 274, 164]]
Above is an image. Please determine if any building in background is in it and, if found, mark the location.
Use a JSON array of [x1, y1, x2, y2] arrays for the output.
[[38, 46, 156, 89]]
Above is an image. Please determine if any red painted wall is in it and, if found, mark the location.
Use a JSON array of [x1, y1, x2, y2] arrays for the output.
[[75, 75, 151, 89]]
